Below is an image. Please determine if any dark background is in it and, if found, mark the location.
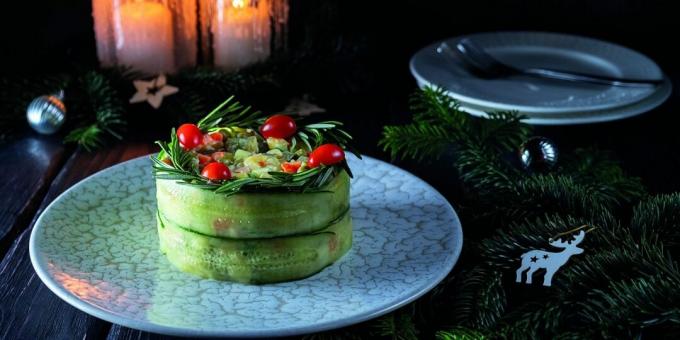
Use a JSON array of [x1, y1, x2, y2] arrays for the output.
[[0, 2, 678, 338], [1, 0, 679, 193], [1, 0, 677, 74]]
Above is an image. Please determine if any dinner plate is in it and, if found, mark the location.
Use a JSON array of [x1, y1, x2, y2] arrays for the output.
[[29, 155, 463, 338], [414, 76, 672, 125], [410, 31, 663, 114]]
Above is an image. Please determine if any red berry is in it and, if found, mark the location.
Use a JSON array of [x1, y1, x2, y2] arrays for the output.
[[209, 132, 223, 142], [201, 162, 231, 181], [259, 114, 297, 139], [307, 155, 319, 168], [197, 154, 212, 166], [281, 161, 302, 173], [308, 144, 345, 168], [177, 124, 203, 150]]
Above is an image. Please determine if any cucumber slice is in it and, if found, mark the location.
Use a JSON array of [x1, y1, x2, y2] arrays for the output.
[[156, 171, 350, 239], [158, 210, 352, 284]]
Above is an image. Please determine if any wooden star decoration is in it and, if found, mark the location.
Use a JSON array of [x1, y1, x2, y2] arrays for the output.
[[129, 74, 179, 109]]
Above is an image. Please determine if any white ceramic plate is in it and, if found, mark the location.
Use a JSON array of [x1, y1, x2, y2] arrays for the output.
[[29, 155, 463, 338], [410, 31, 664, 114], [414, 76, 672, 125]]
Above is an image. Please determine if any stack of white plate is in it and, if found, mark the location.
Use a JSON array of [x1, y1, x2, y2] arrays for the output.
[[410, 32, 671, 125]]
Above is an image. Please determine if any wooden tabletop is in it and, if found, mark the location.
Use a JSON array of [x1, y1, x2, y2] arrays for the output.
[[2, 70, 680, 339]]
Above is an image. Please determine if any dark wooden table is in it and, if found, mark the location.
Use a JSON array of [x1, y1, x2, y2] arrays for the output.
[[2, 68, 680, 339]]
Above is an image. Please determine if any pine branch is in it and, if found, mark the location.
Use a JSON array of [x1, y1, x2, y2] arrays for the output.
[[515, 175, 614, 219], [410, 86, 467, 129], [379, 123, 454, 161], [435, 327, 487, 340], [64, 125, 102, 151], [631, 193, 680, 255], [445, 267, 506, 330], [555, 237, 680, 297], [579, 274, 680, 338], [455, 142, 520, 195], [371, 309, 419, 340], [471, 110, 531, 153], [377, 86, 680, 340], [561, 148, 646, 206], [497, 300, 577, 339], [64, 71, 126, 150], [171, 65, 278, 119]]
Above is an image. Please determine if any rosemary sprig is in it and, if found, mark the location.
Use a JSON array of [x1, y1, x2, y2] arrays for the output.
[[296, 120, 362, 158], [197, 96, 264, 130]]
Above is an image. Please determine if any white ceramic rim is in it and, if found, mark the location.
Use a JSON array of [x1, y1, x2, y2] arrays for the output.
[[440, 77, 672, 125], [29, 155, 464, 338], [409, 31, 664, 114]]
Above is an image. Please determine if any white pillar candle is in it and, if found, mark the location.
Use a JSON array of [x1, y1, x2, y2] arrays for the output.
[[114, 1, 175, 74], [213, 0, 271, 71]]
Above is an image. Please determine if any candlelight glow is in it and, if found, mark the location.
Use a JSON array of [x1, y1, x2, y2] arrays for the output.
[[92, 0, 197, 73], [232, 0, 246, 9]]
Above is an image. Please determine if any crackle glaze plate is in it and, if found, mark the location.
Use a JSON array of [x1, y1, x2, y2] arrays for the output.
[[29, 155, 463, 338]]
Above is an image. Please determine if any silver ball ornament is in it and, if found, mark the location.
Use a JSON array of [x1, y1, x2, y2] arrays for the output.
[[26, 90, 66, 134], [519, 137, 558, 171]]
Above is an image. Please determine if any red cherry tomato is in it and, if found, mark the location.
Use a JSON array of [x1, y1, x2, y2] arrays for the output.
[[281, 161, 302, 173], [201, 162, 231, 181], [307, 144, 345, 168], [259, 114, 297, 139], [197, 154, 212, 166], [177, 124, 203, 149], [307, 155, 319, 168], [209, 132, 223, 142]]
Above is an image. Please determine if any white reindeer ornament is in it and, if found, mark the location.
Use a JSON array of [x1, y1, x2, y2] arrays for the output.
[[516, 230, 586, 287]]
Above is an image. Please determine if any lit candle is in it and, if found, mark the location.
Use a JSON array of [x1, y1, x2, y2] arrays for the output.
[[114, 1, 175, 74], [213, 0, 271, 71]]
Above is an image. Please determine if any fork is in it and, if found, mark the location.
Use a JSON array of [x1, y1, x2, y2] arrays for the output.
[[437, 39, 663, 88]]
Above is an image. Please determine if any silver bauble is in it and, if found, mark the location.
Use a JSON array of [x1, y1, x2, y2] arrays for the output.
[[519, 137, 558, 171], [26, 90, 66, 134]]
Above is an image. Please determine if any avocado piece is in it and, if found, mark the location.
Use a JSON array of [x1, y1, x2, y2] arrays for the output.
[[266, 149, 284, 158], [227, 136, 259, 153], [266, 137, 290, 151], [234, 149, 252, 162]]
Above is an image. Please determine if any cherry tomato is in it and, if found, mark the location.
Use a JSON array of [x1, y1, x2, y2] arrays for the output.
[[209, 132, 223, 142], [201, 162, 231, 181], [307, 155, 319, 168], [177, 124, 203, 149], [307, 144, 345, 168], [281, 161, 302, 173], [197, 154, 212, 166], [259, 114, 297, 139]]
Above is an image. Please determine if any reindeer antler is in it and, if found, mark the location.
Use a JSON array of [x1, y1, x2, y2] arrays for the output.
[[571, 230, 585, 245], [550, 230, 585, 248]]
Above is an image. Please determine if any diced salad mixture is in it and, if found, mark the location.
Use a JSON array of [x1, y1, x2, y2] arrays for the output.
[[163, 114, 346, 182], [192, 128, 308, 179]]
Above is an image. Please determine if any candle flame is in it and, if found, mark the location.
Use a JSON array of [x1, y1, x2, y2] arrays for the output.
[[232, 0, 246, 8]]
